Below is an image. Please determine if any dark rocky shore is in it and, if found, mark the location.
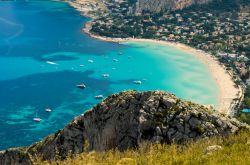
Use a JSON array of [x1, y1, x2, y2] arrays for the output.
[[0, 90, 249, 165]]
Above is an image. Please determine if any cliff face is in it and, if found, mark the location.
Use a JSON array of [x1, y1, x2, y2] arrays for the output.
[[65, 0, 107, 18], [135, 0, 212, 13], [0, 90, 249, 165]]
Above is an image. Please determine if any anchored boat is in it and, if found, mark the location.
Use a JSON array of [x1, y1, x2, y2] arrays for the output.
[[33, 117, 42, 122], [133, 80, 142, 84], [95, 95, 104, 99], [45, 108, 52, 112], [76, 84, 86, 89]]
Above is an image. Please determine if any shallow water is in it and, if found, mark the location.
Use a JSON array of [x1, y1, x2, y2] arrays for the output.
[[0, 0, 219, 150]]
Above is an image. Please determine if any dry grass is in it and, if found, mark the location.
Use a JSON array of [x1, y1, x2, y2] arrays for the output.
[[39, 130, 250, 165]]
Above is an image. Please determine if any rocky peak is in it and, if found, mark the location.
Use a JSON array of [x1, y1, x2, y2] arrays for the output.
[[0, 90, 249, 165]]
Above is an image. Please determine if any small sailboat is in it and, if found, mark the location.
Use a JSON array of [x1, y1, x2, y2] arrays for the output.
[[113, 59, 119, 62], [79, 64, 84, 67], [133, 80, 142, 84], [45, 108, 52, 112], [76, 83, 86, 89], [88, 60, 94, 63], [95, 95, 104, 99]]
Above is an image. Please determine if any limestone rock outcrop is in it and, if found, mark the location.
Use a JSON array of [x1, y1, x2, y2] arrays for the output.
[[134, 0, 212, 13], [0, 90, 249, 165]]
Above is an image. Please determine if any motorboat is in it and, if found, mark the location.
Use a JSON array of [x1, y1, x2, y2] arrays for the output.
[[76, 83, 86, 89], [133, 80, 142, 84], [95, 95, 104, 99], [33, 117, 42, 122], [45, 108, 52, 112], [46, 61, 58, 65], [102, 74, 110, 77]]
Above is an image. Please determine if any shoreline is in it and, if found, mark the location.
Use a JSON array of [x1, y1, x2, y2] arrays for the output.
[[69, 1, 242, 116]]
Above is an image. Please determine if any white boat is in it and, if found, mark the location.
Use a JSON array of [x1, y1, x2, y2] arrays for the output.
[[95, 95, 104, 99], [79, 65, 84, 67], [76, 84, 86, 89], [88, 60, 94, 63], [33, 117, 42, 122], [45, 108, 52, 112], [133, 81, 142, 84], [46, 61, 58, 65], [113, 59, 119, 62], [102, 74, 110, 77]]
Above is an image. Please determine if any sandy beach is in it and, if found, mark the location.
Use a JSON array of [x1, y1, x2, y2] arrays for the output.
[[156, 40, 242, 116], [69, 2, 242, 116]]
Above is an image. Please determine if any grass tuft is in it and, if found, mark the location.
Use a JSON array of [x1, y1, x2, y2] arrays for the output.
[[38, 130, 250, 165]]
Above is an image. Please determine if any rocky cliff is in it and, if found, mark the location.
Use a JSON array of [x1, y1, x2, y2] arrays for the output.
[[64, 0, 107, 18], [0, 90, 249, 165], [68, 0, 212, 14], [134, 0, 212, 13]]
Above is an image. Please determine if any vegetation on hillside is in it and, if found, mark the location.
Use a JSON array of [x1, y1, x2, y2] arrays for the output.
[[39, 130, 250, 165]]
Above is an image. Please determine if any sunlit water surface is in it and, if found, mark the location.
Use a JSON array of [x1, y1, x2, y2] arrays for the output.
[[0, 0, 219, 150]]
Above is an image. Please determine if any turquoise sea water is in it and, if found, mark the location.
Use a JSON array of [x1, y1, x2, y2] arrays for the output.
[[0, 0, 219, 150]]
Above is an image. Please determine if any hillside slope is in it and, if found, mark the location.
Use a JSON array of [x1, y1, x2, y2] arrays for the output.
[[0, 90, 249, 165], [135, 0, 212, 13]]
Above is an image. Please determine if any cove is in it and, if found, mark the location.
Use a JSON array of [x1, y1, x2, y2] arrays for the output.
[[0, 0, 219, 150]]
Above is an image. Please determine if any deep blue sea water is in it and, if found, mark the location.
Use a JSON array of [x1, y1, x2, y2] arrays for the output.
[[0, 0, 219, 150]]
